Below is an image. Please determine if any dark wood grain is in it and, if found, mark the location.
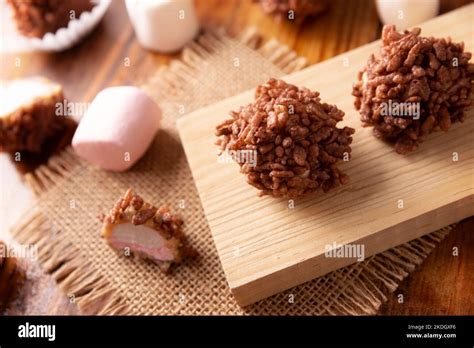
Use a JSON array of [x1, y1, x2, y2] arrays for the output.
[[379, 217, 474, 315], [0, 0, 472, 315]]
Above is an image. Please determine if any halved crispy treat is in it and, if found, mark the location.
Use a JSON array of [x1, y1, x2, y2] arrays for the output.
[[0, 77, 67, 153], [0, 241, 25, 311], [100, 189, 196, 273]]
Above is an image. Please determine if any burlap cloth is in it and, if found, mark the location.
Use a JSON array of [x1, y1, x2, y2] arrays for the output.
[[12, 28, 453, 315]]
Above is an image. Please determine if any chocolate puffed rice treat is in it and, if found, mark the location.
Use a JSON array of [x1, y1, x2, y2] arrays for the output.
[[6, 0, 94, 38], [216, 78, 355, 199], [0, 241, 25, 312], [353, 25, 474, 154], [0, 77, 72, 154]]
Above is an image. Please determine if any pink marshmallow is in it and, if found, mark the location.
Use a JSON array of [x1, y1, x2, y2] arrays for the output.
[[72, 86, 161, 172]]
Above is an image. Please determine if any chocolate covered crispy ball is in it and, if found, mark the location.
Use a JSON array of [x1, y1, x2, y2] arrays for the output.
[[255, 0, 329, 21], [216, 78, 355, 199], [353, 25, 474, 154]]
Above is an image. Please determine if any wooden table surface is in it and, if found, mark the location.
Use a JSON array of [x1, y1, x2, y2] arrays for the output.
[[0, 0, 472, 315]]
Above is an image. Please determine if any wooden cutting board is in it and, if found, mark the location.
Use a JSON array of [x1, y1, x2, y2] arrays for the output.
[[177, 5, 474, 306]]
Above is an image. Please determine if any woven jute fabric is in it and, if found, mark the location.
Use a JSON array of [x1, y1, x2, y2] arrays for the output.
[[11, 28, 452, 315]]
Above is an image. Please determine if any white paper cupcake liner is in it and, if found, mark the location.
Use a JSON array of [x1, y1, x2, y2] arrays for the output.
[[0, 0, 111, 53]]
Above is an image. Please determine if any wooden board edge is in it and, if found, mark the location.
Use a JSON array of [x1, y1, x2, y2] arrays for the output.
[[231, 194, 474, 306], [176, 4, 474, 132]]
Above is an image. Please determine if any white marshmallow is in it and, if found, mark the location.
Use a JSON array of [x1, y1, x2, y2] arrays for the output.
[[376, 0, 439, 30], [125, 0, 199, 53], [72, 86, 161, 172]]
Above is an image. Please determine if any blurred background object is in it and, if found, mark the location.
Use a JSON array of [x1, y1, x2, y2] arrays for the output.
[[125, 0, 199, 53], [376, 0, 440, 30], [255, 0, 330, 22], [1, 0, 111, 52], [7, 0, 94, 38]]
